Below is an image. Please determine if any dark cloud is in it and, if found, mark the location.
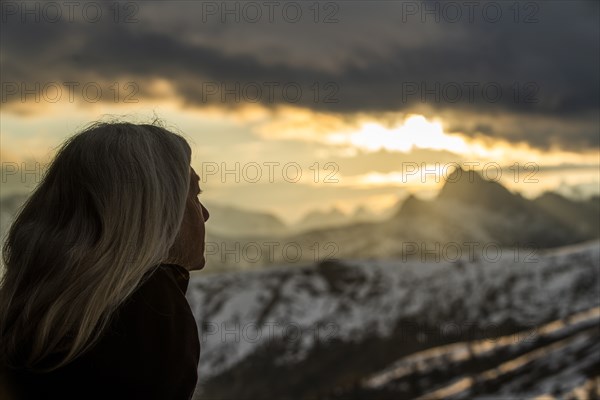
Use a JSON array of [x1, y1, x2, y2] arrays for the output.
[[1, 0, 598, 150]]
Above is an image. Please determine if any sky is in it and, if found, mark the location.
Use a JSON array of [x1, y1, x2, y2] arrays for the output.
[[1, 0, 599, 224]]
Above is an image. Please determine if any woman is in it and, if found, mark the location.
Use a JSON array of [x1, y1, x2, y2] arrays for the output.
[[0, 121, 210, 399]]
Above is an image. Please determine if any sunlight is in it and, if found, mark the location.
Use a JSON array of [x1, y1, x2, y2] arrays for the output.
[[327, 115, 471, 154]]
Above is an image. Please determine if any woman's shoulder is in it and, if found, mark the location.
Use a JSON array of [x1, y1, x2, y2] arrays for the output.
[[2, 263, 201, 399], [92, 263, 201, 396]]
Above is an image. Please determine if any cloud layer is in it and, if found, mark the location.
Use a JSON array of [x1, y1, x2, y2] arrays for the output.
[[1, 0, 598, 150]]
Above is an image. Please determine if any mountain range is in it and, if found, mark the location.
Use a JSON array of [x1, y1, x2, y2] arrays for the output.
[[204, 168, 600, 269], [188, 239, 600, 399]]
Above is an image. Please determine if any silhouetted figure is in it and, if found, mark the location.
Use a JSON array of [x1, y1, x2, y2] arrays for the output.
[[0, 121, 210, 400]]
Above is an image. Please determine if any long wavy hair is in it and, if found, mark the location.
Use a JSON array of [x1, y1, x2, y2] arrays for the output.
[[0, 120, 192, 372]]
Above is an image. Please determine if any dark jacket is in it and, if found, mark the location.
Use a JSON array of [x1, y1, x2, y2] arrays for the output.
[[1, 263, 200, 400]]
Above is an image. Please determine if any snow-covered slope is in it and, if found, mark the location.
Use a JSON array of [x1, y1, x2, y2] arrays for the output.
[[187, 240, 600, 398]]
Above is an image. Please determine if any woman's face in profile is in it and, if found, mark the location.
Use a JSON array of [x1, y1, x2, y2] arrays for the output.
[[168, 166, 210, 271]]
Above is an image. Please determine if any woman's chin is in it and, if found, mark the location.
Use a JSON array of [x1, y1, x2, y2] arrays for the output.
[[190, 256, 206, 271]]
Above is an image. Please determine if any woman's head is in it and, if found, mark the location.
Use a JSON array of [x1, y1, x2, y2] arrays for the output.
[[0, 119, 205, 371]]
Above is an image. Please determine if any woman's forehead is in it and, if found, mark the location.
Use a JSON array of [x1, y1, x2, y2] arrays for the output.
[[190, 167, 201, 187]]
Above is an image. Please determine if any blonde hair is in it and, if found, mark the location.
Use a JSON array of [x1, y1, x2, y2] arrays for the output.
[[0, 119, 192, 372]]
